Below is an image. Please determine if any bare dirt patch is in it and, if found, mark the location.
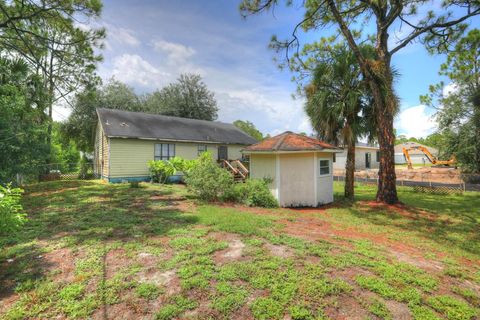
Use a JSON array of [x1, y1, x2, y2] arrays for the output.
[[104, 249, 130, 279], [385, 300, 412, 320], [217, 239, 245, 263], [137, 269, 177, 288], [41, 247, 75, 283], [264, 243, 294, 258], [390, 250, 444, 272], [357, 201, 439, 221], [324, 295, 372, 320]]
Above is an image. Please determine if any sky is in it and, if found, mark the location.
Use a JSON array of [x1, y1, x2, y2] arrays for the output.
[[55, 0, 479, 139]]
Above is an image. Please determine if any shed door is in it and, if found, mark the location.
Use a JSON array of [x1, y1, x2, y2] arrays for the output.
[[218, 146, 228, 160]]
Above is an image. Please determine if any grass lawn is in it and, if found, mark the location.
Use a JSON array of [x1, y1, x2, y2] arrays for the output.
[[0, 180, 479, 320]]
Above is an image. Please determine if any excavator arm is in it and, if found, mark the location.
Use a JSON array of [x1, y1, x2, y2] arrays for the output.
[[402, 146, 456, 169]]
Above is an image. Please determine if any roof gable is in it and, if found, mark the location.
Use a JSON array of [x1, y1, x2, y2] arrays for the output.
[[96, 108, 257, 145], [243, 131, 341, 152]]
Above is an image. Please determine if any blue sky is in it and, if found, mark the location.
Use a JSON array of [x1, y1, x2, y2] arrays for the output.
[[57, 0, 479, 138]]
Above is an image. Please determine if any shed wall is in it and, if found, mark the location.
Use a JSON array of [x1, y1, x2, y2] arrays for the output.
[[249, 154, 277, 196], [279, 153, 315, 207]]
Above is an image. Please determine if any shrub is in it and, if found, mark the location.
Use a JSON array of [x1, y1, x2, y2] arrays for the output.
[[148, 160, 176, 183], [224, 179, 278, 208], [183, 152, 234, 201], [0, 184, 27, 234], [148, 157, 195, 183]]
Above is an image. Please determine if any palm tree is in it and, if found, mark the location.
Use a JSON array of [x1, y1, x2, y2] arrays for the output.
[[305, 44, 376, 201]]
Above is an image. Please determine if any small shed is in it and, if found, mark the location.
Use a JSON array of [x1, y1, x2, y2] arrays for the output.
[[242, 131, 343, 207]]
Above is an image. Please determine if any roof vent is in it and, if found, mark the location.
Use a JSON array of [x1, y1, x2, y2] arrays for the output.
[[120, 122, 129, 127], [105, 120, 110, 126]]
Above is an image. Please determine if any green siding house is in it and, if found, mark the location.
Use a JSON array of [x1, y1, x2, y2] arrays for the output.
[[94, 108, 257, 182]]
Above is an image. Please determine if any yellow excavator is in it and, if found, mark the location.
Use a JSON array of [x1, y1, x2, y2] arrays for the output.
[[402, 146, 456, 169]]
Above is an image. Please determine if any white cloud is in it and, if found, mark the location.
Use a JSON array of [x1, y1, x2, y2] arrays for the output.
[[111, 54, 170, 88], [151, 39, 196, 64], [297, 116, 312, 134], [108, 26, 140, 47], [395, 104, 436, 138], [442, 82, 458, 97]]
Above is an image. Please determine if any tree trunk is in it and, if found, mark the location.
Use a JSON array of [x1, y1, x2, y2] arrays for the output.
[[344, 142, 355, 200], [474, 103, 480, 173], [326, 0, 399, 204], [375, 108, 398, 204]]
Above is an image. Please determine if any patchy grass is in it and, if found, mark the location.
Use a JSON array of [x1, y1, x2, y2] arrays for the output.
[[0, 180, 479, 319]]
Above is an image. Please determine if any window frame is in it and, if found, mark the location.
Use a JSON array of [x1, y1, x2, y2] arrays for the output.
[[318, 158, 331, 176], [154, 143, 175, 161], [197, 144, 207, 156]]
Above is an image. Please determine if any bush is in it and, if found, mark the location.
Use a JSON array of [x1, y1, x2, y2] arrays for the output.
[[148, 157, 195, 183], [0, 184, 27, 234], [224, 178, 278, 208], [148, 160, 176, 183], [184, 152, 234, 201]]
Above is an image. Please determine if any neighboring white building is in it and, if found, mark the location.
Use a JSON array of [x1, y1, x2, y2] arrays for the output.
[[394, 142, 439, 164], [242, 131, 343, 207], [333, 142, 380, 171]]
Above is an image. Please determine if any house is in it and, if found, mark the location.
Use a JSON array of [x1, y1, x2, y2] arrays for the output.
[[394, 142, 438, 164], [333, 142, 380, 170], [94, 108, 257, 182], [242, 131, 342, 207]]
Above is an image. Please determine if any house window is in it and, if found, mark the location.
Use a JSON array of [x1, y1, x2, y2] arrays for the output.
[[154, 143, 175, 160], [198, 144, 207, 156], [376, 151, 380, 162], [333, 153, 336, 163], [319, 159, 330, 176]]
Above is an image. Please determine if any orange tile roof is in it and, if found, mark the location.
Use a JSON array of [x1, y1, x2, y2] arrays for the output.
[[243, 131, 341, 152]]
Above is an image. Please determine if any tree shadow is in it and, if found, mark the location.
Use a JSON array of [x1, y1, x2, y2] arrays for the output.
[[0, 180, 199, 303], [345, 200, 480, 257]]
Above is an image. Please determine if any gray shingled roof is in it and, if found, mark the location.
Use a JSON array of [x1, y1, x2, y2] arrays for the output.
[[96, 108, 257, 145]]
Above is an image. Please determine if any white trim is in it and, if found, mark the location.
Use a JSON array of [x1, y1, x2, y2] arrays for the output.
[[275, 154, 281, 204], [313, 152, 318, 206], [318, 157, 331, 177]]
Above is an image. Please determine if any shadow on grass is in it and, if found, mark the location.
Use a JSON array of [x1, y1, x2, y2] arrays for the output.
[[333, 183, 480, 257], [0, 180, 198, 301]]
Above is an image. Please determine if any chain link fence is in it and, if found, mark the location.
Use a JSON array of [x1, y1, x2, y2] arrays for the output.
[[13, 163, 100, 184], [334, 169, 480, 194]]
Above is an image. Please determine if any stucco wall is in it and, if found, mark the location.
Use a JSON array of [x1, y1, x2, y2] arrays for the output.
[[333, 147, 379, 170], [249, 152, 334, 207], [249, 154, 277, 196], [279, 153, 316, 207], [108, 138, 246, 178]]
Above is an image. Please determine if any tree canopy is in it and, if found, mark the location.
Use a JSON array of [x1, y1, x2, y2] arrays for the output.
[[0, 57, 49, 183], [62, 79, 143, 153], [421, 29, 480, 173], [144, 74, 218, 121], [240, 0, 479, 204], [233, 120, 265, 141], [305, 44, 376, 199]]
